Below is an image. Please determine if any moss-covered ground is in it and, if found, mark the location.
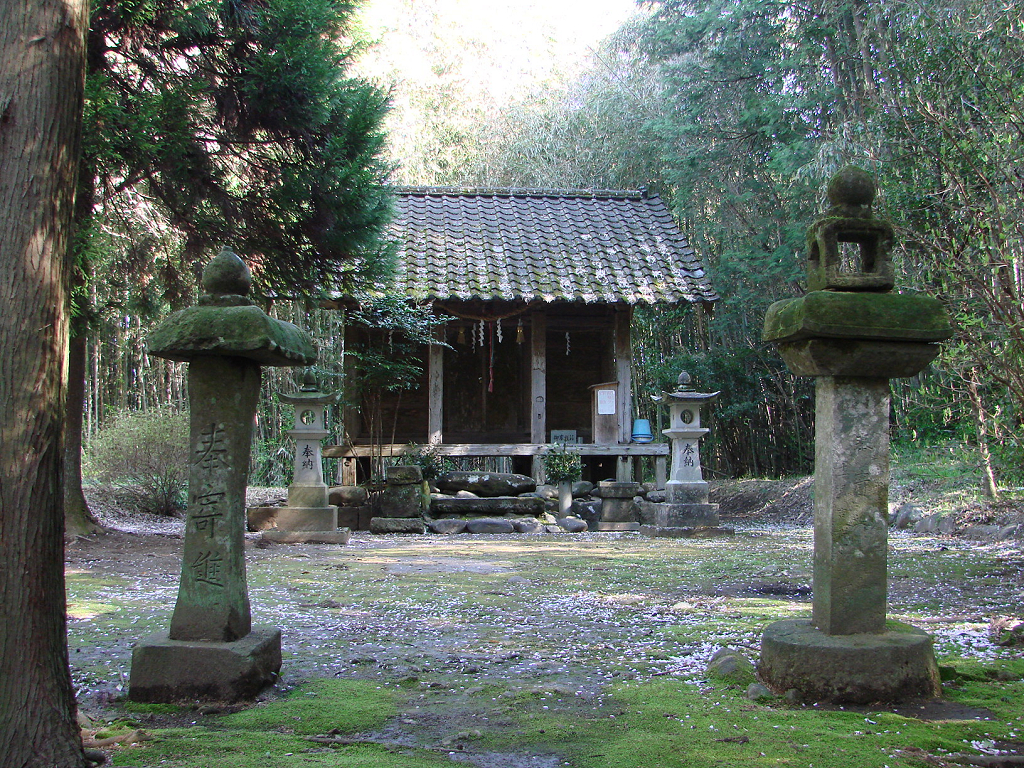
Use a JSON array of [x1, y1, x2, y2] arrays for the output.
[[65, 521, 1024, 767]]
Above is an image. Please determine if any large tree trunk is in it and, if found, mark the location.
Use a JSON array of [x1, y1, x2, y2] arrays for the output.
[[65, 332, 104, 537], [0, 0, 90, 764]]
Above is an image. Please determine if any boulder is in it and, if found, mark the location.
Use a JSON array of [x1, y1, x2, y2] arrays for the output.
[[706, 648, 756, 686], [328, 485, 368, 507], [891, 503, 924, 530], [571, 499, 602, 528], [436, 471, 536, 497], [512, 518, 545, 534], [557, 517, 588, 533], [466, 517, 516, 534], [428, 518, 467, 535], [534, 484, 559, 500], [386, 465, 423, 485], [572, 481, 595, 498]]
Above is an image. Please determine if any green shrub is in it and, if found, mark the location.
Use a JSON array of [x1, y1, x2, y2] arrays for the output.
[[401, 443, 456, 481], [85, 407, 189, 516], [542, 444, 582, 484]]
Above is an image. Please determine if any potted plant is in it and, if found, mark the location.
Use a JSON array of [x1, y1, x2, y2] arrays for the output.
[[542, 444, 582, 515]]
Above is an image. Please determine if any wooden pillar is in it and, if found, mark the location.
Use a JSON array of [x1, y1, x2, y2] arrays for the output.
[[530, 308, 547, 480], [427, 329, 443, 445], [614, 305, 633, 443], [339, 316, 361, 485]]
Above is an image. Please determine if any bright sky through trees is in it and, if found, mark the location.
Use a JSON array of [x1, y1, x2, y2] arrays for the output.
[[352, 0, 640, 182]]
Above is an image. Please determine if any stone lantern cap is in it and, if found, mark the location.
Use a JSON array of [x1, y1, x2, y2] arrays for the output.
[[147, 248, 316, 367], [762, 169, 952, 379], [763, 291, 953, 345], [805, 166, 895, 292], [279, 370, 340, 407], [654, 371, 720, 405]]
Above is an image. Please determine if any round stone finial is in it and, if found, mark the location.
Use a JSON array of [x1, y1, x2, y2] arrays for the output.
[[299, 369, 318, 392], [676, 371, 692, 388], [827, 166, 876, 208], [202, 247, 252, 297]]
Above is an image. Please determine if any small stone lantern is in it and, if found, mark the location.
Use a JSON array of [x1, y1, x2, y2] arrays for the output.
[[638, 372, 724, 536], [661, 371, 719, 507]]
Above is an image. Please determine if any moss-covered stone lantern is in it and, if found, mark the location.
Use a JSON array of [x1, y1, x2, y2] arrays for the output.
[[129, 248, 315, 703], [758, 168, 952, 703]]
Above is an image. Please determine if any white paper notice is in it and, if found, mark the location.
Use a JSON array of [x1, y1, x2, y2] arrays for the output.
[[596, 389, 616, 415]]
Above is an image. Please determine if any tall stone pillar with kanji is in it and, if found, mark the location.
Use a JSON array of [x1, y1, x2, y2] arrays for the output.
[[129, 248, 315, 702]]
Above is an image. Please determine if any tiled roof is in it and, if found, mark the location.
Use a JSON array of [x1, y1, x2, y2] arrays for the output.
[[387, 187, 718, 304]]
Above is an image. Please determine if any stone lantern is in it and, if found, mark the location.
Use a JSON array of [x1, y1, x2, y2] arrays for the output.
[[638, 372, 724, 537], [130, 247, 315, 703], [758, 167, 952, 703]]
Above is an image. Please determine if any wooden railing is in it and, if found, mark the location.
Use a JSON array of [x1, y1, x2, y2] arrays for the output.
[[323, 442, 668, 486]]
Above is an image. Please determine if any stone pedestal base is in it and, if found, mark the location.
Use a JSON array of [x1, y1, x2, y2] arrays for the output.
[[638, 525, 732, 539], [758, 619, 941, 704], [129, 626, 282, 703], [260, 528, 351, 545], [639, 501, 720, 527], [246, 505, 338, 532], [596, 521, 640, 532]]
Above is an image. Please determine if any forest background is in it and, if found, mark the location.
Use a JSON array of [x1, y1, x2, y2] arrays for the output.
[[79, 0, 1024, 516]]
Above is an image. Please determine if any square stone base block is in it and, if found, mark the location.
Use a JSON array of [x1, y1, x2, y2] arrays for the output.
[[337, 505, 373, 531], [596, 522, 640, 532], [260, 528, 351, 545], [758, 618, 941, 704], [129, 626, 282, 703], [639, 501, 720, 528], [639, 525, 733, 539], [247, 505, 338, 532]]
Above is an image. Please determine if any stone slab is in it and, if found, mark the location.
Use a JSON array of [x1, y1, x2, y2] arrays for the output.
[[639, 525, 733, 539], [596, 481, 640, 499], [260, 529, 351, 545], [762, 291, 954, 345], [430, 496, 545, 517], [336, 505, 372, 531], [639, 501, 720, 528], [778, 338, 941, 379], [599, 498, 637, 523], [369, 517, 425, 534], [128, 626, 281, 703], [758, 618, 941, 704], [596, 522, 640, 532]]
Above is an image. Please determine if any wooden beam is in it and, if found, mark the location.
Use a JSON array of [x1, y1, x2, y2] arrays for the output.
[[614, 305, 633, 443], [427, 332, 443, 444], [530, 308, 546, 444], [324, 443, 669, 458]]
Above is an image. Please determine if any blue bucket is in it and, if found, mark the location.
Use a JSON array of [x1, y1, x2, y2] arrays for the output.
[[631, 418, 654, 443]]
